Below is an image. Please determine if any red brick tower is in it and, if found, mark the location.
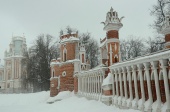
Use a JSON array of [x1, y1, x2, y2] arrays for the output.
[[101, 8, 124, 103], [100, 7, 123, 67], [50, 32, 80, 97]]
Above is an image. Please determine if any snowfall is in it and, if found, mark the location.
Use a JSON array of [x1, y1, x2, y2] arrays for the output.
[[0, 91, 140, 112]]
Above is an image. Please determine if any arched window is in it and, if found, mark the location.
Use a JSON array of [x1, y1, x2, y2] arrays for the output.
[[51, 69, 55, 77], [63, 48, 67, 62], [53, 71, 55, 77], [114, 55, 118, 63], [82, 54, 84, 63]]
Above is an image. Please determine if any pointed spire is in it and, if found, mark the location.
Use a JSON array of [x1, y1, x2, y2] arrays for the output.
[[110, 7, 113, 12]]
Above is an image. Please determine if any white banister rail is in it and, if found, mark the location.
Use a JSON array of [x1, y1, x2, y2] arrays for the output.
[[77, 49, 170, 111]]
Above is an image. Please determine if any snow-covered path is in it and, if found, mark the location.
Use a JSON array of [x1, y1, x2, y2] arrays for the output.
[[0, 91, 140, 112]]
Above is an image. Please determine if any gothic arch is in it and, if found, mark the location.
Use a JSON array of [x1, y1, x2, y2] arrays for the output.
[[114, 55, 118, 63], [52, 68, 55, 77], [63, 47, 67, 62]]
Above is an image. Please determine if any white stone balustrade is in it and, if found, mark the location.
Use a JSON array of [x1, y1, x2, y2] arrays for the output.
[[77, 49, 170, 112], [77, 65, 107, 101]]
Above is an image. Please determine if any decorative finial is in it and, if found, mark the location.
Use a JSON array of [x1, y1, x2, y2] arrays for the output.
[[110, 7, 113, 12]]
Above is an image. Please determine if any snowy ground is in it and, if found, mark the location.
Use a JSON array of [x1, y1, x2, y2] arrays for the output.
[[0, 91, 140, 112]]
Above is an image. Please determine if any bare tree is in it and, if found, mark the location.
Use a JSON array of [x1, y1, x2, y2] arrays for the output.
[[150, 0, 170, 30], [145, 36, 164, 53], [120, 35, 145, 60], [79, 32, 99, 68]]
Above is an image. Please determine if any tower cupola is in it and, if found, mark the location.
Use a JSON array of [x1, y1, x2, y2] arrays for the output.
[[101, 7, 124, 39]]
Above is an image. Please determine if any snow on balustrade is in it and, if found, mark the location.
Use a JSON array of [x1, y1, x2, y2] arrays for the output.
[[77, 64, 108, 101], [110, 49, 170, 111]]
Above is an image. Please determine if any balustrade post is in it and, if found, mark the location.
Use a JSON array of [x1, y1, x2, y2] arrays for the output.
[[88, 76, 89, 93], [144, 62, 153, 112], [132, 65, 139, 109], [111, 70, 115, 96], [122, 67, 127, 107], [115, 69, 119, 96], [160, 59, 170, 111], [95, 74, 98, 96], [118, 68, 123, 106], [90, 74, 92, 96], [126, 66, 133, 108], [151, 61, 161, 112], [137, 64, 145, 111], [98, 74, 100, 94]]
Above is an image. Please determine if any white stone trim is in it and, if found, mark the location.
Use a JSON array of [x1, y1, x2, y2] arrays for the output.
[[62, 71, 66, 77]]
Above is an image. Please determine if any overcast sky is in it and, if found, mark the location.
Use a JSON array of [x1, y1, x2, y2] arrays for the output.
[[0, 0, 158, 64]]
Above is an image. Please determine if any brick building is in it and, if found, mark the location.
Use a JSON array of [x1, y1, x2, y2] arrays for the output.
[[50, 8, 170, 112], [50, 32, 90, 97]]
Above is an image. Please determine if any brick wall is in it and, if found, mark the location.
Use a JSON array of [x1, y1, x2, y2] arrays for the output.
[[103, 90, 112, 96], [107, 30, 119, 39], [59, 64, 74, 92], [60, 43, 76, 61]]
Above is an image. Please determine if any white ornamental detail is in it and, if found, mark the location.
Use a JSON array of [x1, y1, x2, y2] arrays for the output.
[[115, 43, 117, 51]]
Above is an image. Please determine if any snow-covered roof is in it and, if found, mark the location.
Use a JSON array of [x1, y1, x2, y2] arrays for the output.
[[60, 36, 79, 43], [50, 59, 80, 66], [79, 64, 108, 74], [102, 73, 113, 86]]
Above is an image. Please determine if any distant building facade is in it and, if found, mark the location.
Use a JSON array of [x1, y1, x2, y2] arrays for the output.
[[0, 36, 31, 93]]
